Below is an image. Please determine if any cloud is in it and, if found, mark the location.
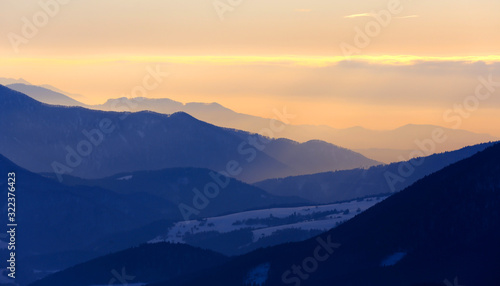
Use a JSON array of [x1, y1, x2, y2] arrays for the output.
[[3, 55, 500, 69], [344, 13, 375, 19]]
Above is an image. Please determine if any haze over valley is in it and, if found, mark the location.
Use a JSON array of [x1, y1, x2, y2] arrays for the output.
[[1, 1, 499, 285]]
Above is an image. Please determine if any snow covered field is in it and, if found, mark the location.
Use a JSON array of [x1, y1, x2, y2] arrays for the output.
[[150, 196, 388, 244]]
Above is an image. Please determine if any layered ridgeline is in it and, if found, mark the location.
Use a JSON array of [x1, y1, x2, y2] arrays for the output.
[[9, 82, 497, 163], [255, 142, 496, 203], [0, 154, 175, 254], [147, 142, 500, 286], [94, 97, 499, 163], [0, 85, 378, 183], [56, 167, 308, 221], [0, 153, 306, 285], [0, 153, 175, 285]]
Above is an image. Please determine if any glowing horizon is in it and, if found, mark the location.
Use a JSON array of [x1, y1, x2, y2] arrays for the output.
[[3, 54, 500, 66], [1, 0, 499, 137]]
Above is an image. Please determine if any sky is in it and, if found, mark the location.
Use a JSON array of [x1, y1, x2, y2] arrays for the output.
[[1, 0, 500, 136]]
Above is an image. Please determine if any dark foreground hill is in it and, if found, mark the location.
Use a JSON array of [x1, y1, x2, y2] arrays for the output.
[[0, 153, 176, 285], [153, 142, 500, 286], [0, 154, 172, 255], [0, 153, 307, 285], [29, 243, 228, 286]]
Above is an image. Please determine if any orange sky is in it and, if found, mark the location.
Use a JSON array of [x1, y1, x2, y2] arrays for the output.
[[1, 0, 499, 136]]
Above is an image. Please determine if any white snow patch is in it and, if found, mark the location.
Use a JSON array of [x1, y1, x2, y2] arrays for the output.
[[149, 196, 387, 244], [117, 175, 133, 181], [380, 252, 407, 266], [251, 218, 347, 242], [245, 263, 270, 286]]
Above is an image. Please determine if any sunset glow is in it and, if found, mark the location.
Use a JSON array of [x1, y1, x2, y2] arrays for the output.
[[1, 0, 499, 136]]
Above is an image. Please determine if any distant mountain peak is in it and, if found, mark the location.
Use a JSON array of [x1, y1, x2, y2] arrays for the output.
[[0, 77, 31, 85], [169, 111, 196, 119], [0, 87, 377, 182], [5, 83, 84, 107]]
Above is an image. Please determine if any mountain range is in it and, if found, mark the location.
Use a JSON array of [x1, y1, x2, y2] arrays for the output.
[[255, 142, 496, 203], [0, 153, 173, 285], [29, 142, 500, 286], [54, 167, 308, 219], [0, 85, 378, 183], [6, 81, 497, 163], [2, 79, 498, 286], [154, 142, 500, 286], [96, 97, 497, 160], [0, 151, 307, 285]]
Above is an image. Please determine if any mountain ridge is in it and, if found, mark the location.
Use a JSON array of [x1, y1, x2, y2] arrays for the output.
[[255, 141, 497, 203], [6, 82, 496, 163], [0, 85, 378, 183], [153, 142, 500, 286]]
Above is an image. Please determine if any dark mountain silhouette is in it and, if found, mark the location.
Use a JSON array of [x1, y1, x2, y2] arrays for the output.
[[255, 142, 496, 203], [55, 167, 309, 220], [262, 138, 378, 175], [155, 142, 500, 286], [28, 243, 229, 286], [22, 219, 175, 274], [94, 97, 497, 163], [0, 153, 176, 285], [0, 85, 378, 183], [0, 154, 173, 254], [0, 151, 309, 285], [8, 83, 496, 163]]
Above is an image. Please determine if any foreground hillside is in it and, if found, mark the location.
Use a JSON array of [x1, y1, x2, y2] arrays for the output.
[[154, 143, 500, 286], [150, 195, 386, 256], [0, 153, 176, 285], [29, 243, 228, 286], [0, 153, 311, 285]]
